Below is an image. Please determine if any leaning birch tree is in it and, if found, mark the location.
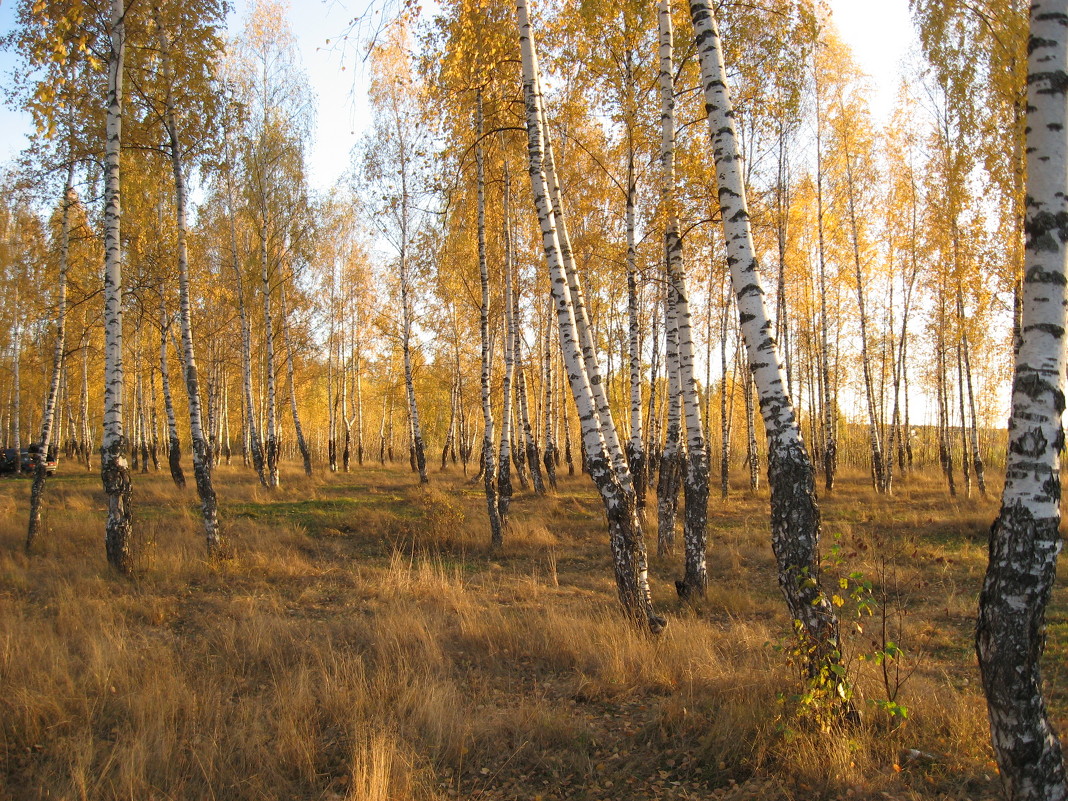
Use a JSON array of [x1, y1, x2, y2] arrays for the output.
[[975, 2, 1068, 797], [689, 0, 845, 683], [517, 0, 663, 634]]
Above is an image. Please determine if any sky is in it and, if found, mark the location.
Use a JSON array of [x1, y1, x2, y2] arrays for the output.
[[0, 0, 917, 192]]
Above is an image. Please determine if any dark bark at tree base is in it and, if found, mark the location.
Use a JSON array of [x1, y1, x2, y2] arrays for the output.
[[588, 454, 664, 635], [678, 450, 709, 599], [485, 445, 502, 550], [526, 442, 545, 495], [25, 462, 49, 551], [977, 503, 1068, 801], [168, 436, 185, 489], [823, 441, 836, 493], [101, 440, 133, 574], [265, 437, 279, 489], [626, 442, 646, 510], [498, 459, 512, 524], [297, 435, 312, 477], [191, 436, 224, 558], [974, 456, 988, 497], [657, 449, 681, 557], [543, 443, 558, 491], [769, 440, 853, 717]]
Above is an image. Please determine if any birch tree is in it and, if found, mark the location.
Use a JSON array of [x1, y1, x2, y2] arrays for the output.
[[360, 22, 430, 485], [149, 0, 225, 554], [689, 0, 846, 686], [975, 2, 1068, 796], [517, 0, 663, 634], [26, 167, 74, 551], [101, 0, 133, 572], [659, 0, 709, 599]]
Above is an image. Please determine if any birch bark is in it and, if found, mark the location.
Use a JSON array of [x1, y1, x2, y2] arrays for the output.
[[498, 166, 516, 522], [280, 284, 312, 476], [101, 0, 133, 573], [659, 0, 708, 597], [26, 166, 73, 551], [159, 20, 221, 552], [624, 153, 644, 508], [690, 0, 846, 683], [476, 94, 503, 548], [260, 228, 280, 488], [518, 0, 662, 633], [975, 3, 1068, 796]]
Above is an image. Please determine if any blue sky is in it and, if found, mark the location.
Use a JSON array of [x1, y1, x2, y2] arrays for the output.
[[0, 0, 914, 191]]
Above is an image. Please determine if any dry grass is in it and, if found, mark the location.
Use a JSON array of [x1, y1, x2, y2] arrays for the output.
[[0, 461, 1040, 800]]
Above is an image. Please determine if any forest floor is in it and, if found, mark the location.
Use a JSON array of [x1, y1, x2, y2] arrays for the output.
[[1, 459, 1063, 800]]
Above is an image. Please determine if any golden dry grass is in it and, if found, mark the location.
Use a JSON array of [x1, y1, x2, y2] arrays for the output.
[[0, 460, 1047, 800]]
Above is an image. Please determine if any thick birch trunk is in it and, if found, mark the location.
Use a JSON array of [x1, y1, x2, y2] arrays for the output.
[[657, 289, 682, 556], [518, 0, 662, 634], [26, 167, 73, 551], [101, 0, 133, 573], [691, 0, 846, 686], [976, 5, 1068, 796]]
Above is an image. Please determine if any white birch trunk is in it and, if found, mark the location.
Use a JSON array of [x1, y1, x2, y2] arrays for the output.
[[159, 22, 221, 553], [101, 0, 133, 572], [477, 93, 502, 547], [226, 168, 266, 487], [659, 0, 708, 597], [690, 0, 845, 683], [518, 0, 662, 633], [625, 152, 644, 508], [976, 3, 1068, 795], [542, 298, 558, 490], [260, 227, 279, 488], [536, 76, 630, 491], [498, 166, 516, 521], [11, 284, 20, 455], [657, 289, 682, 556], [26, 166, 73, 550]]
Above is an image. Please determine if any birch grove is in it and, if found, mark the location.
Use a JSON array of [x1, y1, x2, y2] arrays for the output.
[[2, 0, 1065, 784]]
